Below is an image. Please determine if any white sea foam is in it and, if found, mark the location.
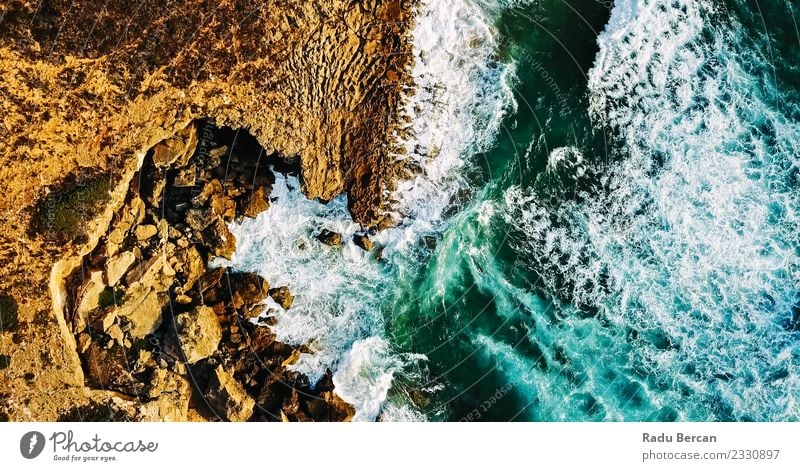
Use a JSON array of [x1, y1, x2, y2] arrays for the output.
[[504, 0, 800, 419], [218, 0, 515, 421], [388, 0, 516, 250], [332, 337, 427, 421]]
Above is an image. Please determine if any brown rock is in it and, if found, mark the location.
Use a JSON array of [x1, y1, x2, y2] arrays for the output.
[[306, 393, 356, 422], [114, 285, 165, 339], [151, 125, 198, 169], [353, 234, 373, 251], [84, 343, 143, 395], [229, 273, 269, 309], [74, 270, 106, 331], [134, 224, 158, 242], [106, 227, 127, 258], [140, 369, 192, 422], [129, 197, 147, 226], [242, 185, 270, 218], [316, 229, 342, 246], [196, 179, 223, 207], [106, 324, 124, 345], [211, 193, 237, 221], [208, 147, 228, 168], [123, 257, 158, 286], [173, 167, 196, 188], [92, 311, 117, 332], [147, 369, 191, 399], [268, 286, 294, 310], [243, 303, 266, 319], [202, 219, 237, 259], [144, 177, 167, 209], [76, 333, 92, 354], [206, 366, 255, 422], [186, 208, 215, 232], [178, 246, 205, 292], [197, 268, 225, 296], [375, 215, 397, 231], [175, 306, 221, 364], [106, 251, 136, 286]]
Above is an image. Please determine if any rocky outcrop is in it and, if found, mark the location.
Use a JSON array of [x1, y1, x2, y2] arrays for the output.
[[52, 123, 355, 422], [353, 234, 374, 251], [317, 230, 343, 247], [269, 287, 295, 310], [0, 0, 413, 227], [140, 369, 192, 422], [106, 252, 136, 287], [0, 0, 409, 422], [0, 0, 412, 420], [175, 306, 222, 364], [206, 366, 255, 422]]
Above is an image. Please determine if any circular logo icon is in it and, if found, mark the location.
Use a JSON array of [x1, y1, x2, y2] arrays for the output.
[[20, 431, 45, 459]]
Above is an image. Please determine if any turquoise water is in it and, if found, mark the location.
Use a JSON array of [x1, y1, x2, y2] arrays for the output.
[[385, 0, 800, 421], [226, 0, 800, 421]]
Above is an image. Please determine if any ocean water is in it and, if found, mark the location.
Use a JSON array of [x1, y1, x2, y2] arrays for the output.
[[222, 0, 800, 421]]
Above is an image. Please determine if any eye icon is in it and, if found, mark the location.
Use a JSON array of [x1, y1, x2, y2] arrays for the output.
[[20, 431, 45, 459]]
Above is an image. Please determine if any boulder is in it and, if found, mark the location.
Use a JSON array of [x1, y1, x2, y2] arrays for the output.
[[140, 369, 192, 422], [91, 311, 116, 332], [196, 179, 223, 207], [211, 193, 237, 222], [229, 273, 269, 309], [134, 224, 158, 242], [151, 125, 198, 169], [197, 267, 225, 296], [206, 366, 255, 422], [306, 392, 355, 422], [177, 168, 198, 188], [316, 229, 342, 246], [106, 251, 135, 286], [105, 227, 127, 258], [178, 246, 205, 292], [76, 333, 92, 354], [208, 146, 228, 168], [114, 285, 165, 339], [148, 368, 191, 397], [106, 324, 125, 346], [139, 392, 189, 422], [186, 208, 215, 232], [128, 197, 147, 225], [353, 234, 373, 251], [242, 185, 270, 218], [202, 219, 237, 259], [123, 257, 158, 286], [268, 286, 294, 310], [143, 177, 166, 208], [175, 306, 222, 364], [75, 270, 106, 331]]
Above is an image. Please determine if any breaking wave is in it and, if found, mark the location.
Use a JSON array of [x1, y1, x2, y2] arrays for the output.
[[503, 0, 800, 419], [218, 0, 515, 421]]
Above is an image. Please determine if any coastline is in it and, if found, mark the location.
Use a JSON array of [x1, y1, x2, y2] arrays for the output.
[[0, 0, 415, 421]]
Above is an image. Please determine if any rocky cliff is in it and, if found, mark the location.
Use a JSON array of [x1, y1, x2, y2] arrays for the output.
[[0, 0, 413, 421]]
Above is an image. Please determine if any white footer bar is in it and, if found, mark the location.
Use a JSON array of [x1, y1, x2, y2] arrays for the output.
[[1, 423, 797, 470]]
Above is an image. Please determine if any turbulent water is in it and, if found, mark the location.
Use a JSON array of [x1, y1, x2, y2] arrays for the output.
[[222, 0, 800, 421]]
